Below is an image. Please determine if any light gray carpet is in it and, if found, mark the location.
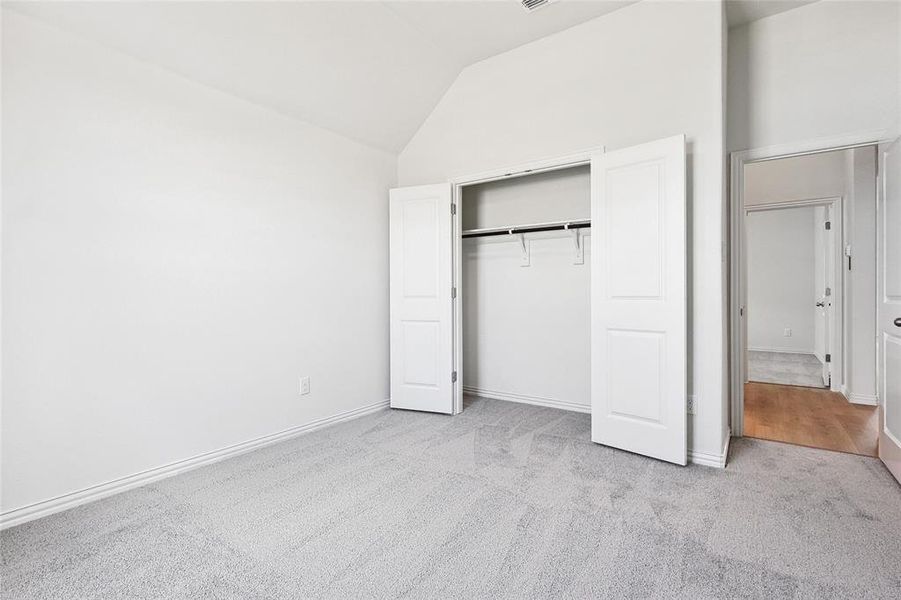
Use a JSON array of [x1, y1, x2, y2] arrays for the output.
[[3, 397, 900, 599], [748, 350, 826, 388]]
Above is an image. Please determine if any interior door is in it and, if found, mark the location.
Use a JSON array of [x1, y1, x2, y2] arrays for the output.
[[389, 183, 454, 414], [590, 135, 687, 465], [878, 138, 901, 483]]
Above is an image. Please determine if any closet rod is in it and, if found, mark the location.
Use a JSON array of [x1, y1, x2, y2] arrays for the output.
[[461, 219, 590, 239]]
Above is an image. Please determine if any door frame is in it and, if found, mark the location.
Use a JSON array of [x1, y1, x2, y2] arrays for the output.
[[729, 132, 888, 436], [448, 146, 605, 414], [741, 195, 843, 390]]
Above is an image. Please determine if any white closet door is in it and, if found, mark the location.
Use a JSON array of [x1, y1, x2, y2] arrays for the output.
[[590, 135, 687, 465], [389, 183, 454, 414], [879, 137, 901, 484]]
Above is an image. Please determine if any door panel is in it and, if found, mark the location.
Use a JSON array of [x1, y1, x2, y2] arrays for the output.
[[879, 138, 901, 482], [591, 135, 687, 465], [389, 184, 454, 414]]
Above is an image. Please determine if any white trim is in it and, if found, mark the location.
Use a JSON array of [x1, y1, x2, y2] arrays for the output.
[[729, 132, 888, 436], [689, 432, 730, 469], [0, 399, 390, 530], [733, 130, 892, 163], [449, 146, 604, 186], [463, 386, 591, 414], [847, 393, 879, 406], [883, 425, 901, 453], [743, 196, 841, 212], [747, 346, 817, 355]]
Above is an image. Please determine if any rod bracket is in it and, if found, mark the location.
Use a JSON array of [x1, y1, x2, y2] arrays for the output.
[[516, 232, 530, 267], [567, 224, 584, 265]]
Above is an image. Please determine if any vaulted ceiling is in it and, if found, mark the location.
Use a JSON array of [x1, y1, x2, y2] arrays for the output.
[[6, 1, 819, 153]]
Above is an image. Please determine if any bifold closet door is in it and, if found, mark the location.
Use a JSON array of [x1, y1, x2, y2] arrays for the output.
[[389, 183, 454, 414], [590, 135, 687, 465]]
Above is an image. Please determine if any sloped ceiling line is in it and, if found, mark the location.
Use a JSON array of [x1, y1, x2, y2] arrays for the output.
[[5, 1, 818, 153]]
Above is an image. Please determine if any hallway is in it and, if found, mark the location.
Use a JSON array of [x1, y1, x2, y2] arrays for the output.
[[744, 382, 879, 456]]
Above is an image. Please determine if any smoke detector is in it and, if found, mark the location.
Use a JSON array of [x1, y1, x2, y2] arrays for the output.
[[521, 0, 555, 13]]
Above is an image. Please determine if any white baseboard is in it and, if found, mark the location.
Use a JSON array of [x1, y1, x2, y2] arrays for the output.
[[747, 346, 816, 355], [0, 399, 390, 530], [689, 432, 730, 469], [463, 386, 590, 414], [847, 392, 878, 406]]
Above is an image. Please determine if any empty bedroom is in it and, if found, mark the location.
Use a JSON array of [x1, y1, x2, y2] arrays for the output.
[[2, 1, 900, 598]]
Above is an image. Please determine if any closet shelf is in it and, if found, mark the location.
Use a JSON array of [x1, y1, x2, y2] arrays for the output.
[[461, 219, 591, 239]]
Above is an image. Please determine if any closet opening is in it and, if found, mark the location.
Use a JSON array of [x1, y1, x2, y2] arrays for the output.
[[454, 164, 592, 415], [390, 135, 686, 463]]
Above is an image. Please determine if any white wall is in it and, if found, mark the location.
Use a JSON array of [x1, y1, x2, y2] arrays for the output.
[[462, 166, 589, 230], [462, 168, 590, 409], [728, 0, 900, 151], [1, 11, 396, 515], [400, 1, 728, 459], [746, 207, 817, 353], [744, 151, 847, 206], [845, 147, 878, 403]]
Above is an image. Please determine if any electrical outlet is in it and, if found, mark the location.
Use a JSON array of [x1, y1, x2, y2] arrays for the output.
[[783, 328, 792, 337], [299, 376, 311, 396], [687, 395, 696, 415]]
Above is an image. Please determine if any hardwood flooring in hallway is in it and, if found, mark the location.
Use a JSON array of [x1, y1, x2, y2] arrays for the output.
[[743, 382, 879, 457]]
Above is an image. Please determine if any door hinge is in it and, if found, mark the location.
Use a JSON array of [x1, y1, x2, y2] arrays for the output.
[[451, 286, 457, 299], [451, 203, 457, 215], [825, 354, 831, 363], [452, 371, 458, 383], [825, 221, 831, 230]]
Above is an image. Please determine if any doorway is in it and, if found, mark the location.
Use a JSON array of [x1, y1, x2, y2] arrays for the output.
[[731, 145, 880, 457], [745, 200, 838, 390]]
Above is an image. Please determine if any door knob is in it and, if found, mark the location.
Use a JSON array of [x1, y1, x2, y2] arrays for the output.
[[816, 301, 826, 308], [895, 318, 901, 327]]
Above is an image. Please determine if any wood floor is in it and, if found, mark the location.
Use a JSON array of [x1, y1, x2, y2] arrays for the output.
[[744, 382, 879, 457]]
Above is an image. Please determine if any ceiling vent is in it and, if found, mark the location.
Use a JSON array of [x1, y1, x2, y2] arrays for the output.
[[521, 0, 554, 13]]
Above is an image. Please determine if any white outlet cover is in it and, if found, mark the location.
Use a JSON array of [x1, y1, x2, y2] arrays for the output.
[[300, 376, 311, 395]]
